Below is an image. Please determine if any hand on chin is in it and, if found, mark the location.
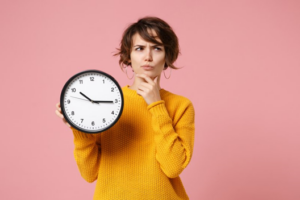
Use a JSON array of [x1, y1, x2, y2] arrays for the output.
[[135, 74, 161, 105]]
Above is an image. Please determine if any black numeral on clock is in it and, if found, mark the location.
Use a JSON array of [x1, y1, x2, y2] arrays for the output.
[[103, 118, 106, 123], [111, 88, 114, 92], [71, 88, 76, 92], [111, 111, 114, 114], [115, 99, 118, 103], [91, 121, 95, 126], [90, 77, 94, 81], [81, 119, 84, 123], [103, 79, 105, 84], [71, 111, 74, 115], [79, 80, 83, 84], [67, 99, 70, 104]]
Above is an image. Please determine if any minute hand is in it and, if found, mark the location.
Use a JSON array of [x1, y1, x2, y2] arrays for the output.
[[93, 100, 114, 103]]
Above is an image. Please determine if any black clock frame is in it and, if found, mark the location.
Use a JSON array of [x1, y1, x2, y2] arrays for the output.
[[60, 69, 124, 134]]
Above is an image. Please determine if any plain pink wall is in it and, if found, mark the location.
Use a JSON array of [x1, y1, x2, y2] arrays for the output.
[[1, 0, 300, 199]]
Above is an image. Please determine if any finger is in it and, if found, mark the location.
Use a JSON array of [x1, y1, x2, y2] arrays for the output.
[[137, 85, 150, 93], [62, 117, 71, 128], [136, 89, 145, 96], [55, 105, 70, 128], [139, 82, 152, 89], [56, 106, 62, 114], [55, 110, 64, 119], [56, 103, 61, 111], [62, 118, 70, 127]]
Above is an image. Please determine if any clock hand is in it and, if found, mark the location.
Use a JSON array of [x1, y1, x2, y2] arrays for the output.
[[93, 100, 114, 103], [76, 93, 100, 104], [70, 96, 93, 102], [79, 92, 111, 104], [80, 92, 93, 102]]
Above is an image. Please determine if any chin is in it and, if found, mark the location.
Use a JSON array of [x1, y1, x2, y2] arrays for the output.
[[146, 73, 157, 78], [140, 71, 159, 79]]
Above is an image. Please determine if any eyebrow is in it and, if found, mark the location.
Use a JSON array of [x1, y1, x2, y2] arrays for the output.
[[133, 44, 163, 47]]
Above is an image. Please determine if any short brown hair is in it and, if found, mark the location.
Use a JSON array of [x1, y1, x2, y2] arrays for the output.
[[113, 16, 181, 71]]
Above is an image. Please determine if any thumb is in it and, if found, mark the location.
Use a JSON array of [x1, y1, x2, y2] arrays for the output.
[[154, 76, 158, 83]]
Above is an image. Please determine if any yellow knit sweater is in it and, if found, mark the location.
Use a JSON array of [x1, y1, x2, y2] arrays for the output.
[[70, 85, 195, 200]]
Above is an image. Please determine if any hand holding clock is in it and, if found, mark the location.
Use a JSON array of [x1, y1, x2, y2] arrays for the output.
[[54, 94, 113, 129], [55, 93, 113, 128], [135, 74, 161, 105], [55, 102, 71, 128]]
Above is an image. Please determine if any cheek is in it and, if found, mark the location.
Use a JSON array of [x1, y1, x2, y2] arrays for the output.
[[157, 54, 166, 63], [130, 52, 142, 62], [129, 54, 140, 70]]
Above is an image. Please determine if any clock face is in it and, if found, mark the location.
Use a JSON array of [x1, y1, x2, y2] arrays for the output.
[[60, 70, 124, 133]]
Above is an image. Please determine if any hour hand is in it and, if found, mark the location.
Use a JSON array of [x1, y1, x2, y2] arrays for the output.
[[80, 92, 93, 102]]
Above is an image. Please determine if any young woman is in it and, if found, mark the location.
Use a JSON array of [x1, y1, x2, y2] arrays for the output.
[[55, 16, 195, 200]]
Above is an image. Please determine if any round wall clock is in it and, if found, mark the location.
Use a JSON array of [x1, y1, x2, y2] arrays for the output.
[[60, 69, 124, 134]]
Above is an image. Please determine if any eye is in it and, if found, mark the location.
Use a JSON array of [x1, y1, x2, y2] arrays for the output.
[[155, 47, 162, 51], [135, 47, 143, 51]]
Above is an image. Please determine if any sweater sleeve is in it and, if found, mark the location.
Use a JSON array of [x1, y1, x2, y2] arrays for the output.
[[71, 127, 101, 183], [147, 99, 195, 178]]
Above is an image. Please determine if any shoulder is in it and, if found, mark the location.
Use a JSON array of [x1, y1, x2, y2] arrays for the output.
[[162, 89, 193, 104], [161, 89, 194, 111]]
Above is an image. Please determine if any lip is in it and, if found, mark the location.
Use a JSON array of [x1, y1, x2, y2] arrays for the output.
[[141, 65, 154, 70]]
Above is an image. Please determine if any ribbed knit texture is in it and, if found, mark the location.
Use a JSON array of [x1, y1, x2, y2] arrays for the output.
[[71, 85, 195, 200]]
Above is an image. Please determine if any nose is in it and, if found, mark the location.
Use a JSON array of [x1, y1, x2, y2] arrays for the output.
[[144, 46, 153, 62]]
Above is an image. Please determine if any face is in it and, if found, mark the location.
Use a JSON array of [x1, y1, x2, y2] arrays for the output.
[[128, 29, 165, 79]]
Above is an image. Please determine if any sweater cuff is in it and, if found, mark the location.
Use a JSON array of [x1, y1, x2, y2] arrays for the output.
[[71, 127, 96, 140], [147, 100, 169, 116]]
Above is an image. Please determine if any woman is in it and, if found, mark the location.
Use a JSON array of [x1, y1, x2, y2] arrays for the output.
[[55, 16, 195, 200]]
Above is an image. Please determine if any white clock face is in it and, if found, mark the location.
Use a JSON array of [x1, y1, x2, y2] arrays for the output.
[[61, 71, 123, 133]]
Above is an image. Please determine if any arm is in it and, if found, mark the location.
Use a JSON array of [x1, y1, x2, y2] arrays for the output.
[[55, 102, 101, 182], [71, 127, 101, 183], [147, 100, 195, 178]]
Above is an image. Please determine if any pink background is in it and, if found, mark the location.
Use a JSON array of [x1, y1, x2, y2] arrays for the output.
[[1, 0, 300, 199]]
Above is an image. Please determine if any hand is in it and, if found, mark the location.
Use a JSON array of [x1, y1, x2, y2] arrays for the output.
[[55, 102, 71, 128], [135, 74, 161, 105]]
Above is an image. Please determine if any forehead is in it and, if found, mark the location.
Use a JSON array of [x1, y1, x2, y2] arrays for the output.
[[132, 29, 162, 44]]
